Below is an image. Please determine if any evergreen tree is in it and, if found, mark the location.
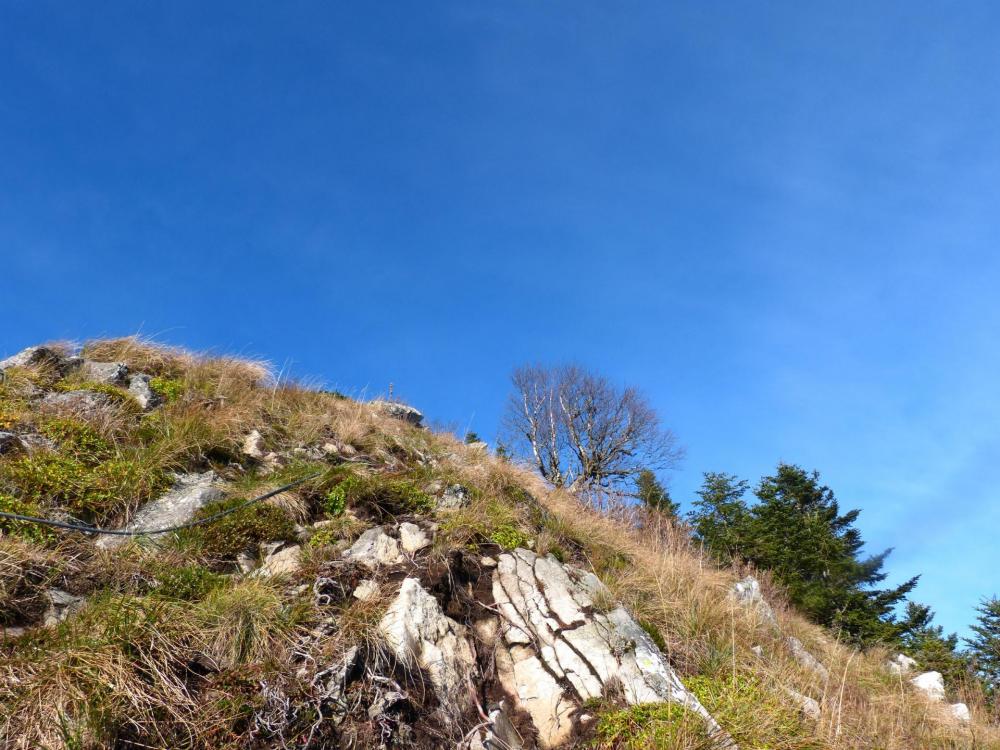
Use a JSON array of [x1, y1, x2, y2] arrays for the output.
[[688, 472, 751, 558], [966, 597, 1000, 689], [900, 602, 971, 688], [464, 431, 482, 444], [636, 469, 678, 517]]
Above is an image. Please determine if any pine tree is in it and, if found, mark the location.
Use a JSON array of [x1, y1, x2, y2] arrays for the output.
[[688, 472, 751, 559], [636, 469, 678, 517], [745, 464, 917, 644], [966, 597, 1000, 689]]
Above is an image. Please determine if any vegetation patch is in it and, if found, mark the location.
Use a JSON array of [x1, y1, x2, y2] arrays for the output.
[[149, 376, 185, 403], [182, 496, 297, 561], [591, 702, 707, 749], [0, 493, 57, 544], [152, 563, 226, 601]]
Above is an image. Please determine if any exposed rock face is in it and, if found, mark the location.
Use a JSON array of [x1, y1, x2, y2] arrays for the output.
[[371, 400, 424, 427], [42, 390, 117, 416], [398, 522, 431, 553], [341, 526, 404, 569], [379, 577, 477, 726], [78, 361, 129, 385], [911, 671, 946, 702], [492, 549, 736, 749], [242, 429, 265, 459], [96, 472, 223, 549], [0, 346, 69, 372], [128, 374, 162, 410], [888, 653, 918, 675], [0, 431, 21, 455]]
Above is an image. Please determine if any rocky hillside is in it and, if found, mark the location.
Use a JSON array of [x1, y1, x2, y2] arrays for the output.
[[0, 339, 994, 749]]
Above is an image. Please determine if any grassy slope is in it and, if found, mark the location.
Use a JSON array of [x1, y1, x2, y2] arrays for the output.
[[0, 337, 995, 749]]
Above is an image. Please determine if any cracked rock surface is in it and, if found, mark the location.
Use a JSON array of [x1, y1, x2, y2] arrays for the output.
[[492, 548, 736, 749]]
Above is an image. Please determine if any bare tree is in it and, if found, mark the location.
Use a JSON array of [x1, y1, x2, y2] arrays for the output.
[[502, 364, 682, 493]]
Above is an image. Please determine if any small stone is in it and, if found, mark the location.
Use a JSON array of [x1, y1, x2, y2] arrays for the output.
[[242, 429, 265, 459], [399, 522, 431, 554], [128, 374, 162, 410], [480, 556, 498, 568], [1, 626, 28, 640], [258, 545, 302, 577], [0, 431, 22, 455], [751, 645, 764, 658], [783, 686, 821, 720], [236, 552, 257, 574], [43, 589, 84, 627], [437, 484, 470, 511], [353, 579, 379, 601], [78, 361, 129, 385]]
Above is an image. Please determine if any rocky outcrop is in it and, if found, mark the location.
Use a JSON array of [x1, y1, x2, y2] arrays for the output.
[[41, 389, 118, 416], [0, 346, 73, 373], [492, 549, 736, 748], [78, 361, 129, 385], [96, 471, 223, 549], [341, 526, 404, 569], [436, 483, 471, 511], [371, 400, 424, 427], [379, 577, 478, 727]]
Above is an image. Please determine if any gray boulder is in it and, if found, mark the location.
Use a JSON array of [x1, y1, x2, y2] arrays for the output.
[[78, 361, 129, 385], [0, 431, 21, 456], [41, 390, 117, 416], [437, 484, 470, 511], [43, 589, 85, 626], [341, 526, 404, 569], [911, 670, 946, 702], [888, 653, 918, 675], [371, 400, 424, 427], [96, 472, 223, 549], [0, 346, 68, 372]]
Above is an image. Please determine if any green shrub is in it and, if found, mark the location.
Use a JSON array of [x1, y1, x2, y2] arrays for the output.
[[308, 527, 338, 549], [0, 453, 170, 522], [152, 564, 225, 601], [591, 702, 705, 748], [184, 497, 296, 561], [40, 418, 112, 462], [333, 473, 433, 515], [322, 485, 347, 517], [490, 523, 531, 551], [0, 493, 57, 544], [149, 377, 185, 403]]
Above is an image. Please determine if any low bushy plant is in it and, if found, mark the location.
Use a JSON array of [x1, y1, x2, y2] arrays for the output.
[[184, 497, 296, 561]]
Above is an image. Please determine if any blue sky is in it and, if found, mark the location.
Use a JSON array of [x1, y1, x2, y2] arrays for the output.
[[2, 2, 998, 638]]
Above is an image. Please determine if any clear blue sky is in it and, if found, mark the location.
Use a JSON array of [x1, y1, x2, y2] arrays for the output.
[[2, 2, 998, 638]]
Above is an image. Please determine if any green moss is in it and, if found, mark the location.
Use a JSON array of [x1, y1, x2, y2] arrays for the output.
[[183, 497, 296, 561], [333, 472, 433, 515], [0, 493, 57, 544], [152, 564, 226, 601], [149, 376, 185, 403], [591, 702, 706, 748]]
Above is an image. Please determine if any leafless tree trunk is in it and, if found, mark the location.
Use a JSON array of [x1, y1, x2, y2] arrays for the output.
[[502, 364, 682, 495]]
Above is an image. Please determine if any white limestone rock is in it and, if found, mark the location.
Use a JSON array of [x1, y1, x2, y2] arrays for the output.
[[399, 522, 431, 554], [888, 653, 918, 675], [353, 579, 379, 601], [732, 576, 778, 626], [378, 577, 476, 726], [128, 374, 162, 410], [437, 484, 470, 511], [492, 548, 736, 749], [257, 545, 302, 577], [911, 670, 946, 702], [950, 702, 971, 722], [783, 686, 821, 720], [0, 346, 68, 372], [242, 429, 266, 459], [341, 526, 403, 569], [96, 471, 223, 549], [787, 636, 829, 682]]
